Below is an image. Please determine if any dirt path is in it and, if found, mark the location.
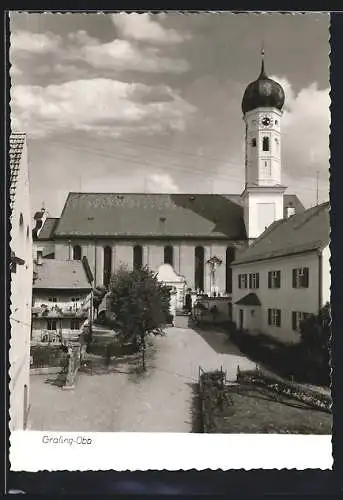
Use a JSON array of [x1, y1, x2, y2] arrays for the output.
[[29, 326, 256, 432]]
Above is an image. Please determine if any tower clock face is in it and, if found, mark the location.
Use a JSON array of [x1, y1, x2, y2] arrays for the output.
[[261, 115, 272, 127]]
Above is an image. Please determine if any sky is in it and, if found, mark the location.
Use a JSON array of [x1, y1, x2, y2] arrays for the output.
[[10, 12, 330, 217]]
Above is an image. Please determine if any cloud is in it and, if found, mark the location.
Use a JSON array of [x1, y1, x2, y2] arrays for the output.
[[145, 173, 180, 192], [10, 30, 62, 54], [111, 13, 190, 44], [11, 78, 196, 137], [76, 38, 189, 74], [11, 28, 190, 77], [271, 75, 330, 181]]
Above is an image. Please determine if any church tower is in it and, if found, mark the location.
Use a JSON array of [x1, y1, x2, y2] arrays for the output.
[[241, 49, 287, 241]]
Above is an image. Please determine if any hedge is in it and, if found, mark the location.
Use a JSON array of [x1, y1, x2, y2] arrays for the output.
[[30, 344, 67, 369]]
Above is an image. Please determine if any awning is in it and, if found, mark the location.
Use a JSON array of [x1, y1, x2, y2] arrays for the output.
[[235, 293, 261, 306]]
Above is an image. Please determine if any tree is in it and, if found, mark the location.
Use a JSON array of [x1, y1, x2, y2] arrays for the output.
[[107, 265, 169, 371], [298, 302, 331, 384], [93, 285, 107, 317]]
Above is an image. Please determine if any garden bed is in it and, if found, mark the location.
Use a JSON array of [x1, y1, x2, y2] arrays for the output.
[[199, 369, 332, 434]]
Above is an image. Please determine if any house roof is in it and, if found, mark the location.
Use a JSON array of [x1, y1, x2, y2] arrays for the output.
[[232, 202, 330, 265], [45, 192, 303, 240], [10, 133, 26, 213], [34, 217, 59, 240], [33, 259, 92, 290], [235, 293, 261, 306]]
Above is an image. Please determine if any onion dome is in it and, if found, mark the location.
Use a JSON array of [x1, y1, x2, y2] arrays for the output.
[[241, 50, 285, 114]]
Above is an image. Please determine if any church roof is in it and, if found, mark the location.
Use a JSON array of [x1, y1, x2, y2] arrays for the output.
[[232, 202, 330, 265], [33, 259, 92, 290], [10, 133, 26, 213], [53, 193, 247, 240], [45, 192, 303, 241]]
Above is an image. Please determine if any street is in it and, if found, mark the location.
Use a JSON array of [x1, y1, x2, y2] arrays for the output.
[[29, 325, 256, 432]]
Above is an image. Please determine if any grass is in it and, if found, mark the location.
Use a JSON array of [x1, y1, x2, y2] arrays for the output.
[[211, 384, 332, 434]]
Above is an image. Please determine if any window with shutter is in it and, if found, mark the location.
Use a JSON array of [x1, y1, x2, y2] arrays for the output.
[[268, 309, 271, 325], [303, 267, 309, 288], [292, 269, 297, 288], [292, 311, 297, 330], [238, 274, 242, 289], [277, 310, 281, 327], [256, 273, 259, 289], [268, 272, 272, 288], [277, 271, 281, 288]]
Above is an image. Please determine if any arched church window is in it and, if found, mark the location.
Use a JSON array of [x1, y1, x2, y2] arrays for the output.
[[73, 245, 82, 261], [103, 246, 112, 287], [164, 246, 174, 266], [263, 137, 270, 151], [251, 138, 257, 147], [194, 246, 204, 292], [133, 245, 143, 269], [225, 247, 235, 294]]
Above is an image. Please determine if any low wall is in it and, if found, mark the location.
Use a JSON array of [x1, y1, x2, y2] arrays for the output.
[[198, 368, 226, 433], [30, 367, 62, 375], [194, 297, 232, 324]]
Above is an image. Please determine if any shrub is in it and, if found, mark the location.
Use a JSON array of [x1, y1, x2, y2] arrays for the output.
[[30, 344, 67, 368]]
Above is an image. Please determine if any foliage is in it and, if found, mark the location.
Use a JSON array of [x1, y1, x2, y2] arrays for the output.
[[298, 302, 331, 383], [30, 344, 67, 368], [107, 266, 169, 370]]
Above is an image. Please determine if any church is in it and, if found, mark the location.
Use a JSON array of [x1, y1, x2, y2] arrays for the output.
[[33, 53, 305, 299]]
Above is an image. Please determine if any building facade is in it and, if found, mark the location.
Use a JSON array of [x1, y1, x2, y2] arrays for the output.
[[32, 256, 93, 343], [10, 133, 33, 431], [232, 203, 330, 343]]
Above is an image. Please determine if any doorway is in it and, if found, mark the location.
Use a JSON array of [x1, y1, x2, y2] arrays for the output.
[[239, 309, 244, 330]]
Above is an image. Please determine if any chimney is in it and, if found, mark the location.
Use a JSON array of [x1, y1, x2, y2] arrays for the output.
[[286, 206, 296, 218], [33, 206, 48, 238], [36, 250, 43, 265]]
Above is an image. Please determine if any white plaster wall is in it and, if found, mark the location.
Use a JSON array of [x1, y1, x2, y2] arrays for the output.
[[115, 242, 134, 272], [232, 251, 322, 343], [245, 107, 282, 187], [10, 138, 33, 431], [321, 244, 331, 306], [244, 191, 285, 240], [47, 238, 238, 294]]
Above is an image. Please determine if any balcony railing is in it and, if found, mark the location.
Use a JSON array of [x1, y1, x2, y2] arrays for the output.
[[32, 304, 89, 319]]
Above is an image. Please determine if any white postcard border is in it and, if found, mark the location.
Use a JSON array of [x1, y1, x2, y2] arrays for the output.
[[10, 431, 332, 471]]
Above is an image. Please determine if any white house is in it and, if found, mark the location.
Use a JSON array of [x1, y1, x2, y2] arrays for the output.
[[32, 256, 93, 343], [10, 133, 33, 431], [231, 202, 330, 343]]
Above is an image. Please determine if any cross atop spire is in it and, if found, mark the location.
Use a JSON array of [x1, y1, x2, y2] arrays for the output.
[[260, 43, 266, 77]]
